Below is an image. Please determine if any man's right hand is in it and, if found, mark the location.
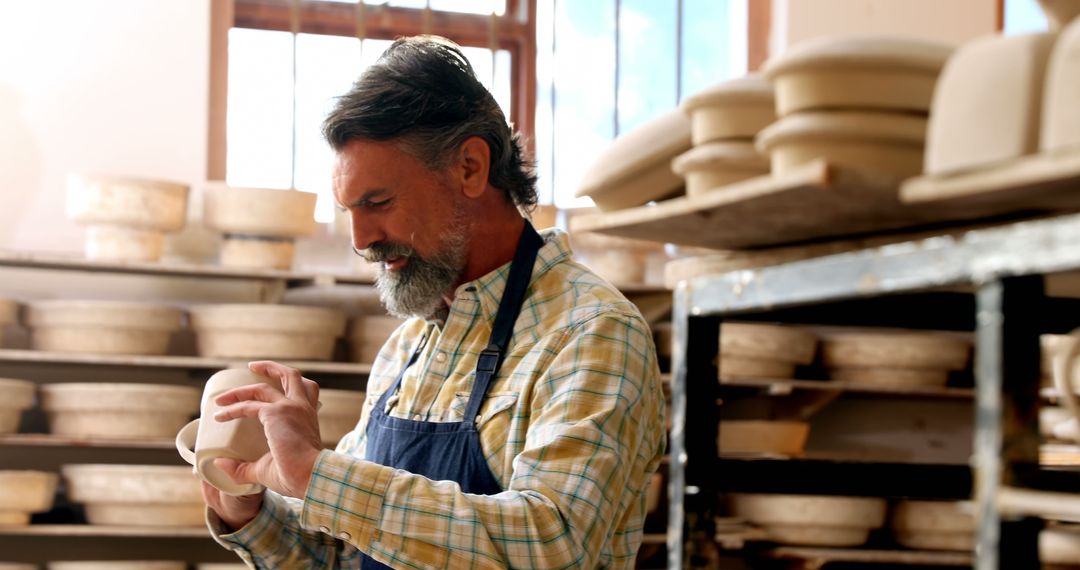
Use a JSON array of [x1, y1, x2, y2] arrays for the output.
[[201, 478, 264, 532]]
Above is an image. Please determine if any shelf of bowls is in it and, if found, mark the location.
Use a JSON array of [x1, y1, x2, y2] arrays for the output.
[[0, 564, 249, 570], [0, 180, 402, 539]]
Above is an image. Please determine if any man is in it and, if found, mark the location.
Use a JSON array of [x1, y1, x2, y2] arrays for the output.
[[202, 35, 666, 569]]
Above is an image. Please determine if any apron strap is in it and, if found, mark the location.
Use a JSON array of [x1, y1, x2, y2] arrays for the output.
[[463, 221, 544, 422]]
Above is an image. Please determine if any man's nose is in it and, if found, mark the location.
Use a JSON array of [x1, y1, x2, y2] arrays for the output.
[[350, 212, 385, 252]]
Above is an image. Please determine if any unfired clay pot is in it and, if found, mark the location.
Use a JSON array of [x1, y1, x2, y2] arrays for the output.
[[40, 383, 199, 440], [0, 470, 58, 525], [575, 109, 691, 211], [318, 388, 367, 446], [348, 315, 405, 364], [718, 420, 809, 455], [48, 563, 186, 570], [892, 500, 974, 551], [671, 141, 769, 199], [680, 74, 776, 144], [821, 331, 971, 371], [0, 378, 35, 435], [731, 493, 887, 547], [189, 304, 346, 360], [202, 184, 318, 270], [66, 175, 190, 262], [61, 464, 203, 527], [925, 32, 1056, 176], [1042, 16, 1080, 152], [763, 35, 952, 115], [757, 111, 927, 179], [25, 300, 183, 356]]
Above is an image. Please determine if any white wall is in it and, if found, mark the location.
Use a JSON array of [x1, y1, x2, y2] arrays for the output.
[[772, 0, 998, 55], [0, 0, 211, 254]]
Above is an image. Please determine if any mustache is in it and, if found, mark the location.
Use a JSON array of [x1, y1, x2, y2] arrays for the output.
[[353, 241, 416, 263]]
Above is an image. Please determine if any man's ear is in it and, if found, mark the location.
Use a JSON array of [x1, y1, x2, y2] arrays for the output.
[[458, 136, 491, 199]]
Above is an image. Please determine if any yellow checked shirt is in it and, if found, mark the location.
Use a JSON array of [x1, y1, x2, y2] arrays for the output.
[[210, 229, 666, 569]]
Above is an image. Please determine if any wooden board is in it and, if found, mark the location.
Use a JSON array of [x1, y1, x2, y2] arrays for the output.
[[901, 148, 1080, 216], [762, 546, 972, 568], [0, 348, 372, 375], [0, 434, 174, 450], [0, 249, 373, 286], [718, 376, 975, 399], [570, 160, 950, 249], [0, 524, 210, 538]]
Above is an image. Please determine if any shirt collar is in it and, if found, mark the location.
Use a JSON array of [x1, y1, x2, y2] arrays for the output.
[[452, 228, 572, 324]]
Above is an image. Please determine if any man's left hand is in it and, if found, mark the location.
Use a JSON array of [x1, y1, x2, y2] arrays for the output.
[[212, 361, 325, 499]]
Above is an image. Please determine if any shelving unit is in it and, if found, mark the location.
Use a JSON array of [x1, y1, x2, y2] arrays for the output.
[[663, 212, 1080, 569]]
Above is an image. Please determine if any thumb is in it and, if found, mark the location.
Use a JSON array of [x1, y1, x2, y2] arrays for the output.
[[214, 457, 259, 485]]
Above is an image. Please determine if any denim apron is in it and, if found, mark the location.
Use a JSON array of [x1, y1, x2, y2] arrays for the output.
[[360, 222, 543, 569]]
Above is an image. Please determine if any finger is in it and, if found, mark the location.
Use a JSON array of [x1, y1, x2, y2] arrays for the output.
[[214, 457, 259, 486], [249, 360, 307, 401], [215, 384, 285, 407], [214, 400, 267, 422], [303, 378, 320, 408]]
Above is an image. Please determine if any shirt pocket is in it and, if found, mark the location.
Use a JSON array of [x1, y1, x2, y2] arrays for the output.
[[450, 391, 519, 429]]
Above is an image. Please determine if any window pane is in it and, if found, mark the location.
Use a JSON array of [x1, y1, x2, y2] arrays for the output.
[[535, 0, 556, 204], [552, 0, 617, 208], [294, 33, 367, 223], [682, 0, 745, 101], [1004, 0, 1049, 34], [365, 0, 507, 14], [226, 28, 294, 190], [618, 0, 677, 134]]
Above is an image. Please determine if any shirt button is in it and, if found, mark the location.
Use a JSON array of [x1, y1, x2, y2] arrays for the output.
[[435, 351, 447, 363], [338, 530, 353, 541], [413, 414, 423, 421], [318, 526, 331, 534]]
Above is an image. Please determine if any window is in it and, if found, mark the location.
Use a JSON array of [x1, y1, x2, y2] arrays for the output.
[[1003, 0, 1049, 34], [219, 0, 752, 216], [535, 0, 749, 207], [221, 0, 533, 223]]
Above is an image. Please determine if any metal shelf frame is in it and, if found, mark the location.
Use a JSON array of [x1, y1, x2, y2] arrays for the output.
[[667, 213, 1080, 570]]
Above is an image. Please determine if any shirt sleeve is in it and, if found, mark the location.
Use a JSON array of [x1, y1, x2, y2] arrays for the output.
[[300, 309, 666, 569], [208, 489, 364, 569]]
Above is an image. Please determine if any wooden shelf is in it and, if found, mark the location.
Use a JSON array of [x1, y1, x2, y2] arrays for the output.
[[901, 147, 1080, 219], [569, 160, 954, 250], [0, 249, 373, 286], [0, 525, 210, 538], [760, 546, 972, 568], [640, 533, 667, 545], [0, 349, 372, 375], [719, 376, 976, 399], [0, 434, 175, 450]]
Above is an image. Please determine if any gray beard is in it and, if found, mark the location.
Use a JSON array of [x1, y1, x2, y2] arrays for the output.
[[370, 221, 467, 320]]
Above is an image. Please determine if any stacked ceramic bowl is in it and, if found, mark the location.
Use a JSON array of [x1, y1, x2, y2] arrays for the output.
[[731, 493, 887, 546], [66, 175, 189, 262], [1041, 333, 1080, 442], [718, 322, 817, 381], [0, 471, 58, 525], [40, 383, 199, 440], [1043, 524, 1080, 569], [49, 562, 186, 570], [759, 36, 952, 180], [24, 301, 183, 356], [891, 500, 974, 551], [203, 184, 318, 270], [62, 464, 203, 527], [318, 388, 367, 447], [0, 378, 34, 435], [569, 230, 668, 286], [718, 420, 810, 457], [673, 74, 772, 199], [189, 304, 346, 360], [347, 315, 404, 365], [821, 330, 971, 389], [574, 109, 691, 211], [0, 297, 17, 346], [924, 0, 1080, 178]]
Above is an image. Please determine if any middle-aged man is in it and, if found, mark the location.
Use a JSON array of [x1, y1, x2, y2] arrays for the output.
[[201, 35, 666, 569]]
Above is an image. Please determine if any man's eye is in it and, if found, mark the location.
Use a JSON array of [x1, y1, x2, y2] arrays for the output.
[[368, 199, 391, 208]]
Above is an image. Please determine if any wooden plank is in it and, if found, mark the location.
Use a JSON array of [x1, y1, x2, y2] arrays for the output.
[[900, 148, 1080, 215], [0, 349, 372, 375], [570, 161, 946, 249], [763, 546, 972, 566], [0, 249, 373, 285], [718, 376, 976, 399], [0, 524, 210, 538], [0, 434, 174, 450]]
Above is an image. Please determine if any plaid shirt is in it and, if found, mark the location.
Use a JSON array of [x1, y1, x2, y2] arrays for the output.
[[209, 229, 666, 569]]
